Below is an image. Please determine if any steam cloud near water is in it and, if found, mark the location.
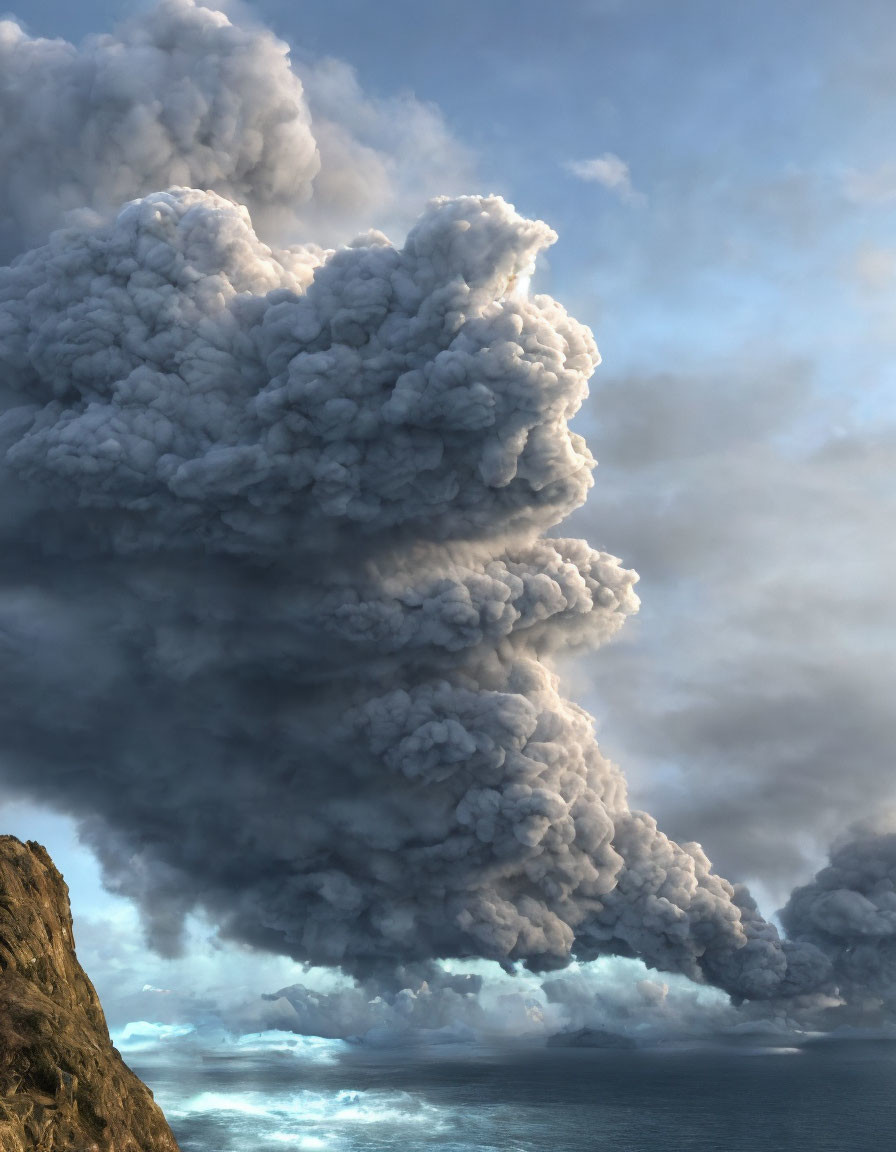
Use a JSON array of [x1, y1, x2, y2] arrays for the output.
[[0, 0, 890, 1028]]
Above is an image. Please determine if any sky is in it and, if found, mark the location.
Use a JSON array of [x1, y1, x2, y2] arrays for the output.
[[1, 0, 895, 1065]]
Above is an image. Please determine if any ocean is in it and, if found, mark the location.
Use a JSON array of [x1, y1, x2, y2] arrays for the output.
[[126, 1032, 896, 1152]]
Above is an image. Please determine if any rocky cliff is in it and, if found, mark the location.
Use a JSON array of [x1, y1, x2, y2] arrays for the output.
[[0, 835, 181, 1151]]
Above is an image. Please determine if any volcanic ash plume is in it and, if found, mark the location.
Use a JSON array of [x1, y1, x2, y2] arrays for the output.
[[0, 180, 833, 1004], [781, 818, 896, 1015], [0, 0, 320, 262], [0, 0, 471, 266]]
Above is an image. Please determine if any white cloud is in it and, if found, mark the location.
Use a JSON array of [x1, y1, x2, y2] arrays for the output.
[[852, 245, 896, 292], [841, 163, 896, 206], [565, 152, 642, 201]]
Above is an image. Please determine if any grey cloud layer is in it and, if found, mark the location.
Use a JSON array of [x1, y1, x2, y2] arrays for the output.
[[0, 181, 833, 1004], [569, 363, 896, 904]]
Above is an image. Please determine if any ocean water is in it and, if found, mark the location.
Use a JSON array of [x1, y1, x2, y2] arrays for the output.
[[127, 1033, 896, 1152]]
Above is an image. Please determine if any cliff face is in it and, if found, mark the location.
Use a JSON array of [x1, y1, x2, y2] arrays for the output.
[[0, 835, 181, 1152]]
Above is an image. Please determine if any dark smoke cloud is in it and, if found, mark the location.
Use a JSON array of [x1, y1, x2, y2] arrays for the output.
[[782, 818, 896, 1015], [4, 0, 879, 1020], [0, 181, 833, 1005]]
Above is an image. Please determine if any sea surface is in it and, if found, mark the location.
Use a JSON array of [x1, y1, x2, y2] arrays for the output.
[[125, 1030, 896, 1152]]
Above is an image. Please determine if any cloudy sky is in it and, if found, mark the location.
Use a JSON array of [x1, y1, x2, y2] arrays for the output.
[[1, 0, 895, 1070]]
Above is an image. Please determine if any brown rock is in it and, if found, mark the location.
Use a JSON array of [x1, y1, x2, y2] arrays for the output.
[[0, 835, 181, 1151]]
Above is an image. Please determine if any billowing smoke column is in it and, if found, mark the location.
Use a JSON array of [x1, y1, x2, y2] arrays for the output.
[[0, 186, 832, 1002], [781, 819, 896, 1014], [0, 0, 836, 1007]]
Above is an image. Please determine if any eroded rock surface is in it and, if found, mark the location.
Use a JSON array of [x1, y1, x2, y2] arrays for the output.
[[0, 835, 180, 1151]]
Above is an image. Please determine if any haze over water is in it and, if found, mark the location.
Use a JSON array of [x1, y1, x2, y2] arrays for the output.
[[126, 1033, 896, 1152]]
